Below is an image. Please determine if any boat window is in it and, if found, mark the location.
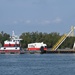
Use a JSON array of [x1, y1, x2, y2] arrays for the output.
[[15, 47, 17, 49], [4, 47, 6, 49], [13, 40, 15, 42]]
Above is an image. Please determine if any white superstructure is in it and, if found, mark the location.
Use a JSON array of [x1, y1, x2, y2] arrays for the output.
[[28, 42, 47, 50]]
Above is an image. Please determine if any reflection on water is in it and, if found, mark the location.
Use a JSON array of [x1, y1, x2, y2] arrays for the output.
[[0, 54, 75, 75]]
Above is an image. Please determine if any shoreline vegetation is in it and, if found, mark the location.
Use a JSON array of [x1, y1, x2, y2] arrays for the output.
[[0, 31, 75, 49]]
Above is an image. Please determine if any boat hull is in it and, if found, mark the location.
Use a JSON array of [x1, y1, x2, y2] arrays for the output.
[[0, 47, 20, 54]]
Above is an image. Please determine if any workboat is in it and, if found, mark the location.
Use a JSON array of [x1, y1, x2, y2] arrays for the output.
[[0, 31, 22, 54], [27, 42, 47, 54], [28, 42, 47, 50]]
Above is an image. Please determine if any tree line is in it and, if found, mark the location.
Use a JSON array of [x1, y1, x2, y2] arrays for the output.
[[20, 31, 75, 49], [0, 31, 75, 49]]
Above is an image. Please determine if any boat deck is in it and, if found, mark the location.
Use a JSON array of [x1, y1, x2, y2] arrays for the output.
[[20, 49, 75, 54]]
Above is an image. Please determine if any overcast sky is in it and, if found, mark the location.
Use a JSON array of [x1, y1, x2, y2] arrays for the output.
[[0, 0, 75, 35]]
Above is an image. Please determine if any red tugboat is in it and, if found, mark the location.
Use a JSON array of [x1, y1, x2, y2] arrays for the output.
[[0, 31, 22, 54]]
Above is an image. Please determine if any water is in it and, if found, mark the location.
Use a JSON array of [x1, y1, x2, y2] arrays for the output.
[[0, 54, 75, 75]]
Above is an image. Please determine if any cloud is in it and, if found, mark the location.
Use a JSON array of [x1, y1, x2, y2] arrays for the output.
[[52, 17, 62, 23], [25, 20, 31, 24], [13, 21, 18, 24], [11, 20, 31, 25], [40, 20, 51, 25], [39, 17, 62, 25], [11, 17, 62, 25]]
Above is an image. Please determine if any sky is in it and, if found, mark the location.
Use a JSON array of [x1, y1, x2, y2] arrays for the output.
[[0, 0, 75, 35]]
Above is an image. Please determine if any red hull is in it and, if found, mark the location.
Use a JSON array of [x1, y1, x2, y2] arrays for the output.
[[28, 48, 47, 51]]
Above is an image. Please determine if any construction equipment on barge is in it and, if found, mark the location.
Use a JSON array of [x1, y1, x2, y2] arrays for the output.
[[52, 26, 75, 51]]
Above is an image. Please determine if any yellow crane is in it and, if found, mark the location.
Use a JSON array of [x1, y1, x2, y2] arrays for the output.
[[52, 26, 75, 51]]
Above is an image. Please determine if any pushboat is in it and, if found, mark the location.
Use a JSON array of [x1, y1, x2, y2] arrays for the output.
[[0, 31, 22, 54]]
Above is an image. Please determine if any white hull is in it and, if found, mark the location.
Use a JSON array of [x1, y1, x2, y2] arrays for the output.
[[0, 47, 20, 50], [0, 47, 20, 54]]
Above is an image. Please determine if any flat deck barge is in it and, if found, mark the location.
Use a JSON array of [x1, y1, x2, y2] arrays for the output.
[[0, 49, 75, 54], [46, 49, 75, 54], [20, 49, 75, 54]]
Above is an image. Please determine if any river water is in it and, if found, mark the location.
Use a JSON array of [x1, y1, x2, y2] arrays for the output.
[[0, 54, 75, 75]]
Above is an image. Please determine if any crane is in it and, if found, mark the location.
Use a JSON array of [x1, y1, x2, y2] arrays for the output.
[[52, 26, 75, 51]]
